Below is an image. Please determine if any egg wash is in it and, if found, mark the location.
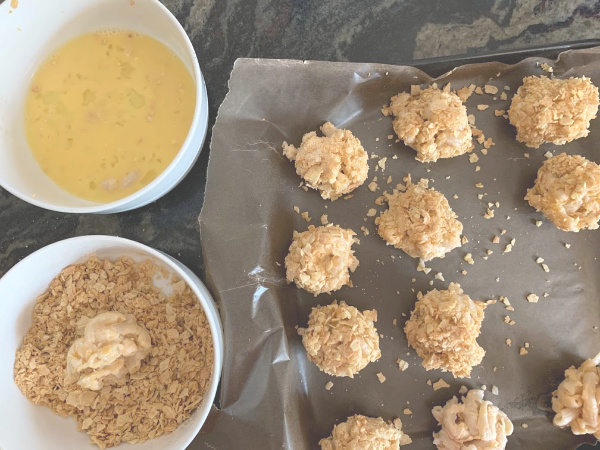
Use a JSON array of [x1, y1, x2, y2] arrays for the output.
[[25, 31, 196, 202]]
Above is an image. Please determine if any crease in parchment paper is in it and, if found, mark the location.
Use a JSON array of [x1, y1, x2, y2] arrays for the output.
[[198, 49, 600, 450]]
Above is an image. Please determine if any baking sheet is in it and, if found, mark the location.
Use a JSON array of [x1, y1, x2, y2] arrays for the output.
[[198, 48, 600, 449]]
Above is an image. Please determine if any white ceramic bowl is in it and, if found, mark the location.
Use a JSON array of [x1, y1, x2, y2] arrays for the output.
[[0, 0, 208, 213], [0, 236, 223, 450]]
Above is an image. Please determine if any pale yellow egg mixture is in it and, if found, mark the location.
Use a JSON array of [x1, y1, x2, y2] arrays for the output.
[[25, 31, 196, 203]]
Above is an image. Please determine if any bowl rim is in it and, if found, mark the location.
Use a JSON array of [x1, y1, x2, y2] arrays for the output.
[[0, 0, 208, 214], [0, 234, 223, 449]]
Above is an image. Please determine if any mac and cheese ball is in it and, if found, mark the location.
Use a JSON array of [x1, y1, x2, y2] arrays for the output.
[[65, 311, 152, 391], [525, 153, 600, 232], [320, 415, 412, 450], [432, 389, 514, 449], [382, 84, 473, 162], [283, 122, 368, 200], [404, 283, 486, 378], [508, 75, 599, 148], [285, 225, 359, 296], [298, 301, 380, 377], [376, 176, 463, 261], [552, 353, 600, 438]]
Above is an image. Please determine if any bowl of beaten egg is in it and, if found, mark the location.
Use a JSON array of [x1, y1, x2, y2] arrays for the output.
[[0, 235, 224, 449], [0, 0, 208, 213]]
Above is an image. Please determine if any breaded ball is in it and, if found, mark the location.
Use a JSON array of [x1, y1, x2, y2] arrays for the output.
[[376, 176, 463, 261], [432, 389, 513, 450], [298, 301, 380, 377], [283, 122, 368, 200], [508, 75, 599, 148], [320, 415, 412, 450], [525, 153, 600, 232], [404, 283, 486, 378], [382, 84, 473, 162], [552, 352, 600, 438], [285, 225, 359, 296]]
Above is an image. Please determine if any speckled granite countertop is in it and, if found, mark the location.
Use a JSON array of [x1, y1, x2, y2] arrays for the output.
[[2, 0, 600, 448]]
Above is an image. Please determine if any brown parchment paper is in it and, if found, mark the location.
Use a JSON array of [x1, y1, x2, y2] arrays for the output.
[[198, 49, 600, 449]]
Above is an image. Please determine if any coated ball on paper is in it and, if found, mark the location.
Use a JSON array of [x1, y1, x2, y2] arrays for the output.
[[382, 84, 473, 162], [298, 301, 380, 377], [285, 224, 359, 296], [320, 414, 411, 449], [508, 75, 599, 148], [525, 153, 600, 232], [283, 122, 368, 201], [376, 175, 462, 261], [404, 283, 486, 378]]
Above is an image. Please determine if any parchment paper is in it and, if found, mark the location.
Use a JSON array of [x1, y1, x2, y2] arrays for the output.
[[198, 49, 600, 449]]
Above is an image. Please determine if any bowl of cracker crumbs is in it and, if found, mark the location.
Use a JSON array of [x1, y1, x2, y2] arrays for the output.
[[0, 235, 223, 450]]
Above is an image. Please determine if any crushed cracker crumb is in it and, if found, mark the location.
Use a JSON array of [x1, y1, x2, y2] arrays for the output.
[[432, 379, 451, 390], [397, 359, 409, 372], [484, 85, 499, 95]]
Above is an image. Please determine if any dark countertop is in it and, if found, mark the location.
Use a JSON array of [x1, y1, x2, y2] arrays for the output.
[[2, 0, 600, 448]]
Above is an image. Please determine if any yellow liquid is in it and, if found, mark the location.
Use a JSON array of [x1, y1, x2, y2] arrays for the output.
[[25, 31, 196, 203]]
